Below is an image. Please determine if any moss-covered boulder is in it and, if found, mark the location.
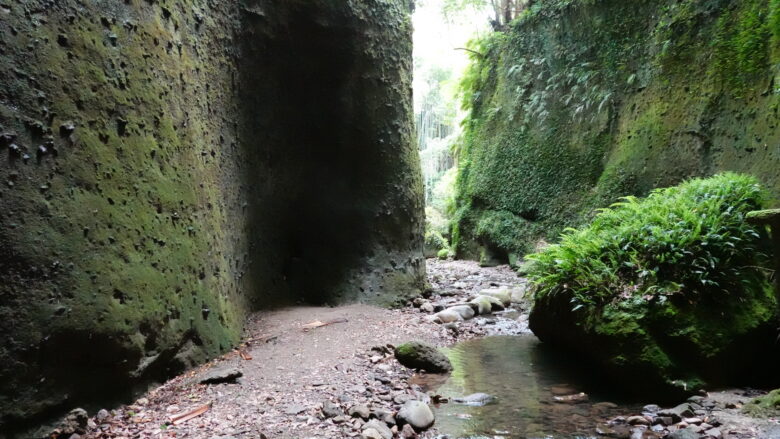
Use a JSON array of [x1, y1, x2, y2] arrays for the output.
[[528, 174, 779, 398], [394, 341, 452, 373], [424, 230, 449, 258], [744, 389, 780, 418]]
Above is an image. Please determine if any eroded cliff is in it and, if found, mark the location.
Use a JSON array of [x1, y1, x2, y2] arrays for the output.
[[0, 0, 423, 429], [454, 0, 780, 262]]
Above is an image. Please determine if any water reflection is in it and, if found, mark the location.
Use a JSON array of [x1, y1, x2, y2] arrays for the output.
[[416, 336, 644, 439]]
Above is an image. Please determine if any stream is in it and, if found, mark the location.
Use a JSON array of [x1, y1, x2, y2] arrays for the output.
[[415, 335, 645, 439]]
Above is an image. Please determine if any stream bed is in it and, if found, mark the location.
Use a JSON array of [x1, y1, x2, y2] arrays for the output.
[[415, 335, 645, 439]]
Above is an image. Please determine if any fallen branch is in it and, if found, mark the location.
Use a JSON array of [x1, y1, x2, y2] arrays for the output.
[[170, 402, 211, 425], [302, 318, 348, 332]]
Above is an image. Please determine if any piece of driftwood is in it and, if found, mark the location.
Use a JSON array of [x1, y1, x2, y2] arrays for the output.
[[301, 318, 348, 332], [170, 402, 211, 425]]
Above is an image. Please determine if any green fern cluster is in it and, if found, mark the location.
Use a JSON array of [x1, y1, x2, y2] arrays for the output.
[[527, 173, 772, 309]]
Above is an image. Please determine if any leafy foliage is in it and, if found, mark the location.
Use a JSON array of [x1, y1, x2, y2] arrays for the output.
[[527, 173, 772, 308]]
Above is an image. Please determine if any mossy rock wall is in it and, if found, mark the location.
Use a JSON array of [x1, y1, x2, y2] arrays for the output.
[[454, 0, 780, 259], [0, 0, 423, 430]]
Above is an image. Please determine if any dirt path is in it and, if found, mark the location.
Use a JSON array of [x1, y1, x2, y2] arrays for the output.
[[69, 260, 526, 439], [51, 260, 780, 439]]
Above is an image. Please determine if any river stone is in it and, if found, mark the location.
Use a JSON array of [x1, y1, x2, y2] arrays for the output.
[[394, 341, 452, 373], [469, 296, 493, 315], [509, 286, 527, 303], [658, 403, 694, 422], [627, 415, 650, 426], [431, 309, 463, 324], [448, 305, 475, 320], [400, 423, 418, 438], [361, 428, 384, 439], [370, 408, 396, 425], [453, 393, 497, 406], [668, 428, 698, 439], [322, 401, 342, 418], [478, 288, 511, 306], [349, 404, 371, 419], [198, 365, 242, 384], [362, 420, 392, 439], [396, 400, 435, 431], [57, 408, 89, 435]]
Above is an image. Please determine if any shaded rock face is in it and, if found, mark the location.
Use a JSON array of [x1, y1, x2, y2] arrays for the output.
[[0, 0, 423, 430], [453, 0, 780, 260], [529, 281, 779, 401]]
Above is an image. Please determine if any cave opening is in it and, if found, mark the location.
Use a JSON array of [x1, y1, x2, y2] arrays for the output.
[[238, 1, 420, 307]]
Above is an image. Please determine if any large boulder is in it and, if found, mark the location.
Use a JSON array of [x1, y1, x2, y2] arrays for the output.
[[394, 341, 452, 373], [528, 175, 779, 398]]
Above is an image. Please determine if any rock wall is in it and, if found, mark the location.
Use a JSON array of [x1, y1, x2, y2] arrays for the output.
[[0, 0, 423, 430], [453, 0, 780, 262]]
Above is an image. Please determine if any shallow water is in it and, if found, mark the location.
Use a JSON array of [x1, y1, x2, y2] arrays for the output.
[[415, 335, 645, 439]]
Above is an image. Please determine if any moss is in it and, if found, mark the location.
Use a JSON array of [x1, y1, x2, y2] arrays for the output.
[[744, 389, 780, 417], [453, 0, 780, 261], [0, 0, 423, 429], [528, 175, 778, 397], [747, 208, 780, 225], [425, 229, 449, 258]]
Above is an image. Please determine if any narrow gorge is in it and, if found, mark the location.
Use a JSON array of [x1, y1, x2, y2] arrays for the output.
[[1, 1, 780, 439]]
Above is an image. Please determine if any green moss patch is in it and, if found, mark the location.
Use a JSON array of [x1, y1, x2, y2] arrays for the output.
[[527, 174, 778, 397]]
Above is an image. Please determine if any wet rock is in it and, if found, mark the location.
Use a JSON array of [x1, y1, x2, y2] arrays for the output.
[[349, 404, 371, 420], [400, 423, 418, 438], [452, 393, 496, 406], [658, 403, 694, 422], [57, 408, 89, 435], [362, 428, 384, 439], [199, 365, 242, 384], [396, 400, 435, 431], [642, 404, 660, 414], [96, 408, 110, 422], [362, 419, 393, 439], [322, 401, 342, 418], [509, 286, 527, 303], [448, 305, 475, 320], [478, 288, 511, 306], [470, 295, 505, 314], [704, 427, 721, 438], [284, 404, 307, 415], [469, 295, 493, 314], [394, 341, 452, 373], [394, 394, 414, 405], [370, 408, 395, 425], [627, 415, 650, 425], [668, 428, 698, 439], [430, 309, 462, 324]]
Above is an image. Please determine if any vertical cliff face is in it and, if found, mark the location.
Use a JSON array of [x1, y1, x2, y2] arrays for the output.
[[453, 0, 780, 262], [0, 0, 423, 428]]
